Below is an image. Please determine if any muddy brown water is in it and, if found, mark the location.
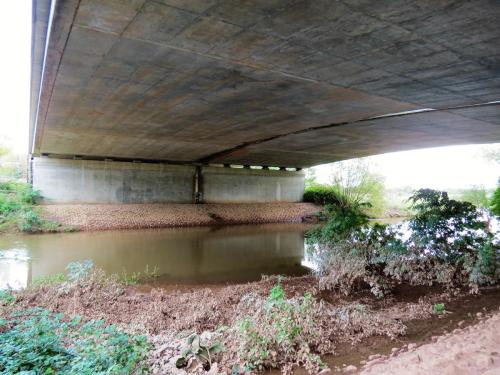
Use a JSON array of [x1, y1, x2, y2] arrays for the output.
[[0, 223, 316, 289]]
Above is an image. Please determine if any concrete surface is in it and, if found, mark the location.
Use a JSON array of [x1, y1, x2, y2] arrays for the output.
[[30, 0, 500, 168], [202, 166, 304, 203], [32, 157, 304, 203], [32, 157, 195, 203]]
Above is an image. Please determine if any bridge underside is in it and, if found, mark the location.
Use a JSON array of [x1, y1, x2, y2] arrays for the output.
[[30, 0, 500, 203]]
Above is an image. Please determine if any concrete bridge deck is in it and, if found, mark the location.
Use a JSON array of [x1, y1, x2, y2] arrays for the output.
[[29, 0, 500, 203]]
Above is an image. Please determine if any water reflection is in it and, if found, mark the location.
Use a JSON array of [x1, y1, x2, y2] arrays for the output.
[[0, 224, 314, 288]]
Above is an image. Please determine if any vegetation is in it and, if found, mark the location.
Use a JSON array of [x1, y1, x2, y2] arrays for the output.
[[1, 259, 420, 375], [119, 265, 160, 286], [32, 272, 67, 287], [0, 308, 150, 374], [232, 283, 328, 374], [304, 159, 386, 217], [0, 290, 16, 306], [433, 303, 445, 315], [0, 144, 25, 180], [0, 180, 41, 231], [176, 334, 223, 371], [310, 189, 499, 297], [455, 186, 490, 208], [32, 260, 160, 288], [0, 180, 69, 233], [0, 259, 151, 374], [304, 168, 317, 188], [491, 183, 500, 216]]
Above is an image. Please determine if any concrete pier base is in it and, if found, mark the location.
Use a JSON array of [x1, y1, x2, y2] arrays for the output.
[[32, 157, 305, 204]]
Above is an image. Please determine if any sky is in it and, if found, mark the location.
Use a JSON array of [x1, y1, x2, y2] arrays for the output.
[[313, 144, 500, 189], [0, 0, 30, 153], [0, 1, 498, 189]]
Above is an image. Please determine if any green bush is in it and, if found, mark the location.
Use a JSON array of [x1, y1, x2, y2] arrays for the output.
[[0, 181, 56, 233], [307, 203, 370, 243], [312, 189, 499, 297], [303, 184, 348, 206], [304, 183, 372, 242], [408, 189, 489, 260], [491, 185, 500, 216], [0, 308, 150, 374]]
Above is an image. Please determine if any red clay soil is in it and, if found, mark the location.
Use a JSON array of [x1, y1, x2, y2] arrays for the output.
[[39, 202, 321, 231], [360, 310, 500, 375]]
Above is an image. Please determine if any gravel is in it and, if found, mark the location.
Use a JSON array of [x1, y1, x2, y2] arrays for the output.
[[40, 203, 321, 231]]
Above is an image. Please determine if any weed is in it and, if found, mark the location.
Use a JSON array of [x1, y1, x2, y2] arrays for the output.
[[176, 333, 223, 371], [119, 265, 160, 286], [433, 303, 445, 314], [66, 260, 94, 282], [32, 273, 67, 287], [232, 283, 329, 374]]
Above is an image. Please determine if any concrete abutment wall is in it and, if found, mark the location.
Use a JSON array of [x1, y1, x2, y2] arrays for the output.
[[32, 157, 305, 204]]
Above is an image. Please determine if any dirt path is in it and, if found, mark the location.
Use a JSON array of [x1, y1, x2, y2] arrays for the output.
[[39, 202, 320, 231], [360, 309, 500, 375]]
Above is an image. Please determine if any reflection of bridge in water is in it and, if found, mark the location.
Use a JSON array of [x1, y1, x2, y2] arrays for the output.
[[0, 224, 312, 288], [29, 1, 500, 204]]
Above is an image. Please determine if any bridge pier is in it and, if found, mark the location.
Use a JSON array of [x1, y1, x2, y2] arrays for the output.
[[31, 157, 305, 204]]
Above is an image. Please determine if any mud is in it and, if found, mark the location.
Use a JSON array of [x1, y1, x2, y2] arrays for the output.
[[360, 307, 500, 374]]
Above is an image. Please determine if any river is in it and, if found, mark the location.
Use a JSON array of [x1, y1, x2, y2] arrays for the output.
[[0, 223, 316, 289]]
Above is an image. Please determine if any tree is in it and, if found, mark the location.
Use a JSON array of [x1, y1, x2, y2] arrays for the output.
[[326, 159, 386, 217], [304, 167, 317, 188]]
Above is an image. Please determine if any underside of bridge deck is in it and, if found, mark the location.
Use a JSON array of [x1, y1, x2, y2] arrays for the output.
[[30, 0, 500, 169], [29, 0, 500, 203]]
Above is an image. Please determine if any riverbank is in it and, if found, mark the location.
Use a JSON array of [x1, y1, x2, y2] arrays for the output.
[[360, 310, 500, 374], [39, 203, 321, 231], [2, 269, 500, 374]]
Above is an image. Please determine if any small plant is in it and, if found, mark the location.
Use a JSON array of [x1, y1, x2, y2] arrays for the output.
[[233, 283, 330, 374], [176, 333, 223, 371], [433, 303, 445, 314], [0, 290, 15, 305], [0, 308, 151, 374], [32, 272, 67, 287], [119, 265, 160, 286], [66, 259, 94, 281]]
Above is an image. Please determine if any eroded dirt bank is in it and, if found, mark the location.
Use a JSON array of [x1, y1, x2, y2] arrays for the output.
[[360, 310, 500, 375], [5, 270, 500, 374], [39, 203, 321, 231]]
